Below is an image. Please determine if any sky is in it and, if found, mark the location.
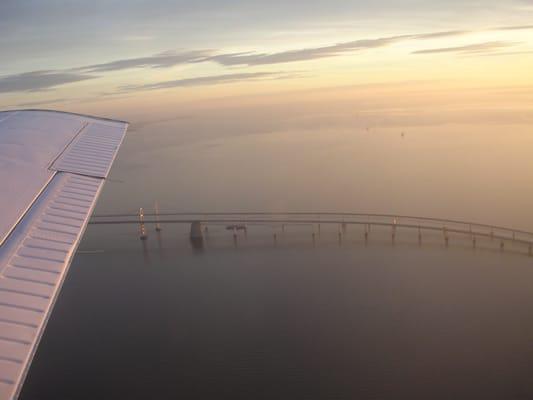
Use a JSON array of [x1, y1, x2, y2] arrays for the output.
[[0, 0, 532, 121]]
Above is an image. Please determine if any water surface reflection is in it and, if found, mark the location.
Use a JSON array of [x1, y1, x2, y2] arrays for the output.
[[20, 223, 533, 399]]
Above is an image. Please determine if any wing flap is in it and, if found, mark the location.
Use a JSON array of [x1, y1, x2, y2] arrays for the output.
[[51, 122, 126, 178]]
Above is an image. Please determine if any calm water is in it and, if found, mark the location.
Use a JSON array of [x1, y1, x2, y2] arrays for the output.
[[19, 111, 533, 399]]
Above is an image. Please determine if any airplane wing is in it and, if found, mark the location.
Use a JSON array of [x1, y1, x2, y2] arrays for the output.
[[0, 110, 128, 399]]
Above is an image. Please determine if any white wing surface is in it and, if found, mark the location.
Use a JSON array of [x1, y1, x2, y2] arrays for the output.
[[0, 110, 128, 399]]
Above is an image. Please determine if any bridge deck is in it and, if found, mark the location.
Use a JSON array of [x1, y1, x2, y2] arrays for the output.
[[90, 212, 533, 250]]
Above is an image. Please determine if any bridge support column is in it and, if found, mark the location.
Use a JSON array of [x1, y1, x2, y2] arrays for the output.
[[233, 228, 238, 246], [154, 201, 162, 232], [139, 208, 147, 241], [190, 221, 204, 249]]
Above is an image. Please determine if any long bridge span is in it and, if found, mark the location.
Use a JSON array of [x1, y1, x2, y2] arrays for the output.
[[90, 211, 533, 254]]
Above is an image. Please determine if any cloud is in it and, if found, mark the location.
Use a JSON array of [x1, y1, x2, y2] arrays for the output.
[[78, 50, 212, 72], [0, 70, 95, 93], [204, 32, 468, 66], [71, 30, 469, 73], [413, 30, 469, 39], [1, 1, 530, 76], [119, 72, 287, 92], [14, 97, 68, 107], [0, 26, 525, 96], [494, 24, 533, 31], [412, 41, 515, 55], [206, 35, 411, 66], [72, 37, 402, 72], [474, 50, 533, 57]]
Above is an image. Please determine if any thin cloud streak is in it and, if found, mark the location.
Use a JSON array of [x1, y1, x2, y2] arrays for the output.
[[61, 26, 525, 74], [14, 97, 68, 107], [413, 30, 469, 39], [0, 70, 95, 93], [202, 31, 468, 66], [206, 35, 412, 66], [494, 24, 533, 31], [78, 50, 213, 72], [191, 31, 468, 66], [474, 50, 533, 57], [413, 41, 516, 55], [119, 72, 288, 92], [74, 30, 469, 72]]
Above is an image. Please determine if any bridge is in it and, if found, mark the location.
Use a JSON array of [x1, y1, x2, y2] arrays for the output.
[[90, 211, 533, 255]]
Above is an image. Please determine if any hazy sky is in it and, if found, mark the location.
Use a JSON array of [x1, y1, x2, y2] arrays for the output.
[[0, 0, 532, 115]]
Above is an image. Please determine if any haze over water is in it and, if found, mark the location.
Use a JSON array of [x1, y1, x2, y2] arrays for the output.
[[92, 91, 533, 231], [20, 108, 533, 399]]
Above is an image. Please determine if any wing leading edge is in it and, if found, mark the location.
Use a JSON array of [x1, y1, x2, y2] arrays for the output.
[[0, 110, 128, 399]]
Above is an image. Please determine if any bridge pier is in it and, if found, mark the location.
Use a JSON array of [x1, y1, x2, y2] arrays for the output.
[[139, 208, 147, 240], [190, 221, 204, 249], [154, 202, 162, 232], [190, 221, 203, 239]]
